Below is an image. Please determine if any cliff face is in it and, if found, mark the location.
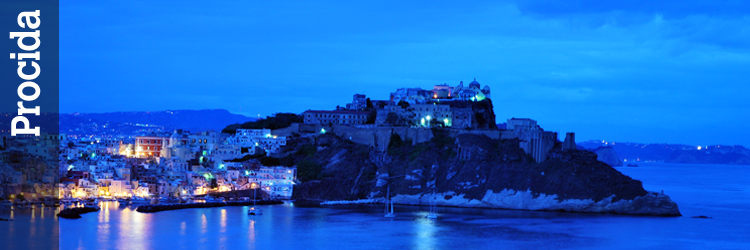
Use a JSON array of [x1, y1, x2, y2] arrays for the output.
[[445, 99, 497, 129], [592, 146, 624, 166], [289, 132, 680, 216]]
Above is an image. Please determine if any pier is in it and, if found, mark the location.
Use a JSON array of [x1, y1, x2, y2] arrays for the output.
[[135, 200, 284, 213]]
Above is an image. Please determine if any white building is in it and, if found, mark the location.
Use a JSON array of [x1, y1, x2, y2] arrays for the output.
[[247, 166, 296, 199], [230, 129, 287, 154]]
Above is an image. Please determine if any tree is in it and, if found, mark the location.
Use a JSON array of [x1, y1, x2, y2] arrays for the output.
[[397, 100, 409, 109], [388, 133, 404, 152], [366, 98, 374, 109], [385, 112, 400, 126], [366, 109, 377, 124], [260, 156, 280, 166], [296, 159, 322, 182], [222, 113, 303, 133]]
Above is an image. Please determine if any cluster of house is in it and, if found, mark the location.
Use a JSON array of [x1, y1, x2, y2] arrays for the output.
[[0, 133, 61, 199], [1, 78, 583, 202], [1, 127, 296, 201], [304, 79, 492, 129]]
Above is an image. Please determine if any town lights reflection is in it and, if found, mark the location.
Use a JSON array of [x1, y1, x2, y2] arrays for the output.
[[221, 209, 227, 233], [124, 208, 152, 250], [201, 213, 207, 234], [414, 215, 437, 250], [248, 219, 256, 245]]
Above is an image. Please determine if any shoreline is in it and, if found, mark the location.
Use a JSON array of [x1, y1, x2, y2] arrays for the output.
[[313, 195, 681, 217], [135, 200, 284, 213]]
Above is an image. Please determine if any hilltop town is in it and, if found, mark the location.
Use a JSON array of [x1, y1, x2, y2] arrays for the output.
[[0, 79, 680, 216]]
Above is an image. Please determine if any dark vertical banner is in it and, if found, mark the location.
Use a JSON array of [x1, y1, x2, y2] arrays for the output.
[[0, 1, 59, 250]]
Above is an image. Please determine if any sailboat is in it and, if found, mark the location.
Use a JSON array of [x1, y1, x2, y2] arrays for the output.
[[426, 182, 437, 219], [384, 185, 395, 218], [248, 186, 262, 215]]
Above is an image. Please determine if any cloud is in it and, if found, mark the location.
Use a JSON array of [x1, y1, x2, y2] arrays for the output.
[[59, 0, 750, 146]]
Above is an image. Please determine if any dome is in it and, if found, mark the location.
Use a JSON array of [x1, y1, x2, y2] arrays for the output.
[[469, 78, 480, 89]]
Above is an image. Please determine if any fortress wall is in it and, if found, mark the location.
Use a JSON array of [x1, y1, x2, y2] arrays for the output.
[[500, 131, 518, 140], [271, 123, 301, 136], [330, 126, 433, 151], [452, 129, 502, 139]]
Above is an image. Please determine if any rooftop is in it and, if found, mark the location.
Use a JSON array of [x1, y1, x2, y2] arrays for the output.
[[304, 110, 370, 114]]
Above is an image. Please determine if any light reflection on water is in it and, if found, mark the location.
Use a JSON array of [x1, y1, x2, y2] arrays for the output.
[[413, 215, 437, 250], [2, 163, 749, 249]]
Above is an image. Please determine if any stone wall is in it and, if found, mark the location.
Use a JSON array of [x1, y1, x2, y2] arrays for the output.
[[331, 125, 434, 152]]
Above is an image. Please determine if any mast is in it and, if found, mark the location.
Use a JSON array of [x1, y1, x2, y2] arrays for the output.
[[385, 185, 390, 214]]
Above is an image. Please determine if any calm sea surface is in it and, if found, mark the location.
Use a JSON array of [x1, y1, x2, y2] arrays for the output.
[[2, 163, 749, 250]]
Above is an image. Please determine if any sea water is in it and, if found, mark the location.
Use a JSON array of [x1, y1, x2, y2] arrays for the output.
[[2, 163, 748, 249]]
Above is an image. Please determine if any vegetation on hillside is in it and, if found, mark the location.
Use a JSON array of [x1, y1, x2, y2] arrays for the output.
[[222, 113, 302, 133]]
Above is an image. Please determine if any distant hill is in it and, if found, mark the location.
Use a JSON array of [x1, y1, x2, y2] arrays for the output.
[[0, 112, 59, 134], [592, 146, 623, 166], [60, 109, 256, 136], [579, 140, 750, 165]]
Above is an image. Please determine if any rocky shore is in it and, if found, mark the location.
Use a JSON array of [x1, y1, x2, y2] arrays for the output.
[[287, 132, 682, 216], [389, 190, 680, 216], [135, 200, 283, 213]]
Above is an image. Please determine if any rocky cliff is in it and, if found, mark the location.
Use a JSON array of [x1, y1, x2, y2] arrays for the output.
[[287, 131, 680, 216], [592, 146, 624, 166]]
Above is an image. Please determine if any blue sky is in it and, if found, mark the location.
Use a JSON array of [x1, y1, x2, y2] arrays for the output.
[[60, 0, 750, 146]]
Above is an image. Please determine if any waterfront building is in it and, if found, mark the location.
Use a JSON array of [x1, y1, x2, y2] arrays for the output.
[[247, 166, 296, 199]]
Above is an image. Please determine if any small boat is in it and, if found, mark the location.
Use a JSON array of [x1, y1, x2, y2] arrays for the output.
[[248, 187, 262, 215], [384, 185, 395, 218], [426, 186, 437, 219], [627, 164, 639, 167], [83, 199, 100, 210], [248, 206, 262, 215], [130, 198, 151, 205]]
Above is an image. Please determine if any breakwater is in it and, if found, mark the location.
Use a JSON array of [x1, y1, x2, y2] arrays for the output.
[[135, 200, 283, 213], [57, 207, 100, 219]]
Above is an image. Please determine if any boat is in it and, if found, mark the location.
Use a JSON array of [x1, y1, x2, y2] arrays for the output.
[[61, 199, 75, 206], [130, 198, 151, 205], [83, 199, 100, 209], [426, 185, 437, 219], [626, 164, 639, 167], [248, 187, 262, 215], [384, 185, 395, 218]]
